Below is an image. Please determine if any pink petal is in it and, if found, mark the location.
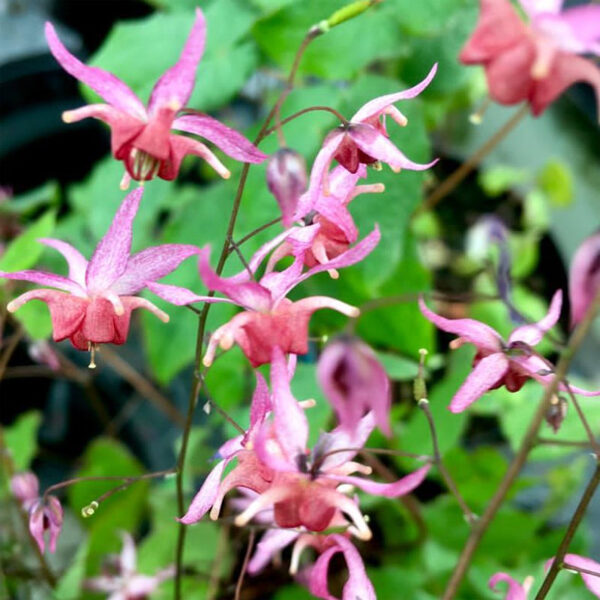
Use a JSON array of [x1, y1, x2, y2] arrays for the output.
[[331, 535, 376, 600], [0, 269, 85, 296], [146, 281, 231, 306], [509, 289, 562, 346], [488, 572, 528, 600], [44, 22, 146, 120], [313, 198, 358, 244], [248, 529, 300, 575], [569, 232, 600, 327], [270, 346, 309, 461], [249, 372, 272, 433], [418, 297, 503, 351], [449, 352, 510, 413], [162, 133, 231, 180], [330, 464, 431, 497], [198, 247, 273, 311], [38, 238, 88, 287], [173, 114, 267, 163], [119, 532, 137, 576], [125, 575, 164, 596], [562, 554, 600, 597], [351, 63, 438, 122], [179, 460, 227, 524], [560, 6, 600, 55], [111, 244, 200, 295], [147, 9, 206, 116], [349, 124, 437, 172], [308, 545, 339, 600], [519, 0, 563, 18], [86, 188, 143, 293]]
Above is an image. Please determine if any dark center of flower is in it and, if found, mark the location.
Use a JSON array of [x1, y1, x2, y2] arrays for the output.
[[128, 148, 161, 181]]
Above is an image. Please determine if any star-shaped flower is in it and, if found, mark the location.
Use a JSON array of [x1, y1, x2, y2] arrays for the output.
[[46, 9, 266, 188], [419, 291, 600, 412], [460, 0, 600, 116], [1, 188, 198, 360]]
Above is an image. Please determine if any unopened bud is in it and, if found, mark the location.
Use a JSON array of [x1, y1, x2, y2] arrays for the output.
[[545, 395, 568, 434], [266, 148, 307, 226], [81, 501, 99, 518], [10, 472, 39, 505]]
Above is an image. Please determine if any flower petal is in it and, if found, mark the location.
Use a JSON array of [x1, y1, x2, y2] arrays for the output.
[[351, 63, 438, 122], [111, 244, 200, 295], [119, 532, 137, 577], [38, 238, 88, 287], [519, 0, 563, 18], [559, 5, 600, 55], [161, 134, 231, 180], [509, 289, 562, 346], [179, 460, 227, 524], [569, 231, 600, 328], [488, 572, 528, 600], [247, 529, 299, 575], [146, 281, 231, 306], [147, 9, 206, 116], [449, 352, 510, 413], [308, 544, 340, 600], [249, 371, 272, 434], [332, 535, 376, 600], [419, 297, 503, 351], [44, 22, 146, 120], [0, 269, 85, 296], [562, 553, 600, 597], [86, 188, 143, 293], [173, 114, 267, 163]]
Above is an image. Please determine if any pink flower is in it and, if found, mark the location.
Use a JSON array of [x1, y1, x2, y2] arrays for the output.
[[419, 291, 600, 412], [10, 472, 39, 506], [28, 496, 63, 554], [569, 231, 600, 327], [86, 532, 174, 599], [489, 572, 533, 600], [303, 64, 438, 209], [149, 222, 380, 367], [460, 0, 600, 116], [46, 9, 266, 187], [0, 188, 198, 357], [317, 335, 391, 436]]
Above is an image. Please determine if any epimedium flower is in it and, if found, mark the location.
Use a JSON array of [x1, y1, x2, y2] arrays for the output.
[[148, 221, 380, 367], [0, 188, 199, 363], [569, 231, 600, 327], [303, 64, 438, 209], [86, 532, 174, 599], [419, 291, 600, 413], [317, 334, 391, 436], [460, 0, 600, 117], [45, 9, 266, 188], [11, 472, 63, 554], [489, 554, 600, 598]]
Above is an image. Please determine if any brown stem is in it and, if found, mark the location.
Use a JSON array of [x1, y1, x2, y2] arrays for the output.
[[562, 382, 600, 457], [264, 105, 348, 138], [0, 325, 23, 381], [561, 563, 600, 578], [420, 104, 528, 213], [536, 438, 592, 448], [229, 217, 281, 252], [441, 289, 600, 600], [205, 523, 230, 600], [234, 529, 255, 600], [534, 465, 600, 599]]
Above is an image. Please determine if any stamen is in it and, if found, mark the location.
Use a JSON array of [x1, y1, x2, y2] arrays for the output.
[[469, 97, 491, 125], [289, 536, 312, 575], [130, 148, 160, 181], [88, 343, 99, 369], [119, 171, 132, 190]]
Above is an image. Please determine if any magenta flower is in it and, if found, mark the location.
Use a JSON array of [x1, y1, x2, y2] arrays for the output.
[[317, 335, 391, 436], [419, 291, 600, 413], [460, 0, 600, 116], [569, 231, 600, 327], [46, 9, 266, 188], [149, 222, 379, 367], [0, 188, 198, 359], [86, 532, 174, 599], [303, 64, 438, 208]]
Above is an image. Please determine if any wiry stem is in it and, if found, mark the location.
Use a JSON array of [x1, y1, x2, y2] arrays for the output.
[[441, 289, 600, 600], [534, 465, 600, 599], [265, 105, 348, 138], [234, 529, 256, 600]]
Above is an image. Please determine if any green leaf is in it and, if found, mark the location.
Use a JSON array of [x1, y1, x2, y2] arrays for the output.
[[12, 301, 52, 341], [537, 159, 573, 207], [4, 411, 42, 471], [376, 351, 420, 381], [54, 540, 89, 600], [0, 209, 56, 272], [479, 165, 530, 197], [0, 182, 59, 217]]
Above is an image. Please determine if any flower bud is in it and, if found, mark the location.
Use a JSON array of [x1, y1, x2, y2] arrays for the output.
[[569, 231, 600, 328], [266, 148, 307, 226], [545, 394, 568, 434], [317, 335, 391, 435], [29, 495, 63, 553], [10, 472, 39, 506]]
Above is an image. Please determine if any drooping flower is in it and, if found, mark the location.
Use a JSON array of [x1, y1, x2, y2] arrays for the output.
[[11, 472, 63, 554], [569, 231, 600, 327], [317, 335, 391, 436], [419, 291, 600, 413], [149, 221, 380, 367], [46, 9, 266, 188], [460, 0, 600, 117], [86, 532, 174, 599], [266, 148, 308, 227], [303, 64, 438, 208], [489, 554, 600, 598], [0, 188, 198, 361]]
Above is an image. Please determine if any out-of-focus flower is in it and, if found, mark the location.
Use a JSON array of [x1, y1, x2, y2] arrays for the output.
[[460, 0, 600, 117], [267, 148, 308, 227], [419, 291, 600, 412], [86, 532, 174, 599], [303, 64, 437, 208], [46, 9, 266, 187], [11, 472, 63, 553], [569, 231, 600, 327], [149, 223, 379, 367], [0, 188, 198, 360], [28, 340, 61, 371], [490, 554, 600, 598], [317, 335, 391, 436]]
